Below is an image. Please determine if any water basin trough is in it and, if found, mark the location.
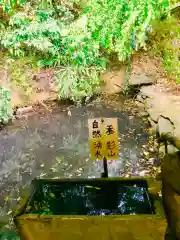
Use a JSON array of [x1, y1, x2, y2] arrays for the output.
[[14, 177, 166, 240]]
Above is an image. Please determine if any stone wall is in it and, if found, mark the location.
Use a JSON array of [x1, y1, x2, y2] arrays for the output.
[[136, 85, 180, 154], [135, 81, 180, 239]]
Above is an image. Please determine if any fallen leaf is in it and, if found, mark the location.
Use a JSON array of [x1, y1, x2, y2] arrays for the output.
[[158, 191, 162, 197], [148, 128, 153, 133], [50, 168, 57, 172], [55, 156, 63, 163], [144, 151, 150, 159], [17, 197, 21, 201], [49, 193, 55, 198], [4, 196, 9, 201], [149, 148, 154, 152], [139, 170, 147, 177], [7, 210, 12, 215], [85, 185, 101, 190], [26, 206, 32, 211], [40, 173, 47, 178]]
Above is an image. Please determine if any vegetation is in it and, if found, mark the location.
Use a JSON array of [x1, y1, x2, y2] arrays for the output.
[[0, 87, 13, 123], [0, 0, 179, 122], [148, 14, 180, 82]]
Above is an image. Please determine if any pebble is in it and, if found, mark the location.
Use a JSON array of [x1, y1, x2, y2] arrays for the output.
[[139, 170, 147, 177], [149, 148, 154, 152], [153, 158, 160, 165], [67, 174, 72, 177], [149, 158, 155, 163], [67, 110, 72, 116], [132, 172, 138, 176], [50, 168, 57, 172], [16, 106, 33, 116]]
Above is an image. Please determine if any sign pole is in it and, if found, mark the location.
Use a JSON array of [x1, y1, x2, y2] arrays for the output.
[[101, 157, 108, 178]]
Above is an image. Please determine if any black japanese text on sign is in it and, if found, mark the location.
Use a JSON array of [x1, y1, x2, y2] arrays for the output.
[[88, 118, 118, 160]]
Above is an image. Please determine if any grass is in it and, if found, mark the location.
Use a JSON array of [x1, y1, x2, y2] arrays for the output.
[[148, 14, 180, 82]]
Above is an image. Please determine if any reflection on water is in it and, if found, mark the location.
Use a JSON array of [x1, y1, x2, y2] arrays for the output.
[[0, 231, 19, 240], [25, 180, 154, 216]]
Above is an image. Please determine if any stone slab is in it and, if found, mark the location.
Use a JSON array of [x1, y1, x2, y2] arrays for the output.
[[129, 74, 156, 86]]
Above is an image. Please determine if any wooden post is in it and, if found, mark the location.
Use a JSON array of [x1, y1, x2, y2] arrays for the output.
[[101, 157, 108, 178]]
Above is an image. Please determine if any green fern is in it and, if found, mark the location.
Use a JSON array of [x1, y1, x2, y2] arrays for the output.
[[54, 65, 102, 102]]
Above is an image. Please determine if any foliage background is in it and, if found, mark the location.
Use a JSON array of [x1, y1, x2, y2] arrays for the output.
[[0, 0, 179, 122]]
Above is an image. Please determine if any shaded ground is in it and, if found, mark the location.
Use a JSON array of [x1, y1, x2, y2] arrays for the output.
[[0, 95, 159, 231]]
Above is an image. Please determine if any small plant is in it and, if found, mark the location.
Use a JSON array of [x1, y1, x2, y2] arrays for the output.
[[0, 87, 13, 124], [54, 65, 103, 102]]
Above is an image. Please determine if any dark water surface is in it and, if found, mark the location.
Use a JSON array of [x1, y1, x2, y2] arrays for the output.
[[0, 97, 153, 229], [24, 179, 155, 216]]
